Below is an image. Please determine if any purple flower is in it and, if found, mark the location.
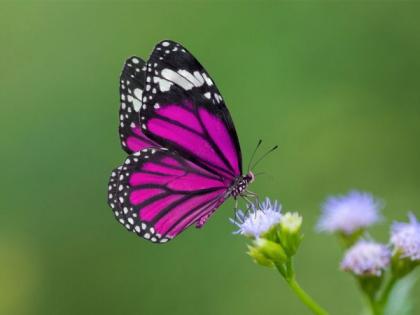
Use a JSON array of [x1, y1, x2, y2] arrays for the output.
[[318, 191, 382, 235], [230, 198, 282, 238], [341, 240, 391, 276], [391, 213, 420, 261]]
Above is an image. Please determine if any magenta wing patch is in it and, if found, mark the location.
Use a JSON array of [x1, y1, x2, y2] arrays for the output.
[[107, 148, 228, 243], [140, 40, 243, 178], [119, 56, 158, 153]]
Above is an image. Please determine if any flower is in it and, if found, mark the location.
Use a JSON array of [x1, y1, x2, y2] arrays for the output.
[[318, 191, 382, 235], [340, 240, 391, 276], [390, 213, 420, 261], [281, 212, 303, 234], [230, 198, 282, 238]]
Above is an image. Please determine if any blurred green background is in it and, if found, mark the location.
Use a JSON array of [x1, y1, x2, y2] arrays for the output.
[[1, 1, 420, 315]]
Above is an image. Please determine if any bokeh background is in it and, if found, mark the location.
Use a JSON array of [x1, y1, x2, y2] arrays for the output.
[[1, 1, 420, 315]]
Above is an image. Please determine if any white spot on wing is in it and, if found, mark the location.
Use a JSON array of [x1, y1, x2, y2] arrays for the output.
[[177, 70, 205, 88], [161, 69, 194, 90], [134, 88, 143, 100], [214, 93, 223, 103], [202, 72, 213, 86], [153, 76, 173, 92], [132, 88, 143, 112], [132, 99, 141, 112], [193, 71, 205, 85]]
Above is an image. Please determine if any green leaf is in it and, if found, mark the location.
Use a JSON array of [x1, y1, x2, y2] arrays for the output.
[[384, 274, 417, 315]]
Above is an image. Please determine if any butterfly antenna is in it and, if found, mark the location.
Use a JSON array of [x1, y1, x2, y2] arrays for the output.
[[250, 145, 278, 171], [252, 171, 280, 185], [247, 139, 262, 172]]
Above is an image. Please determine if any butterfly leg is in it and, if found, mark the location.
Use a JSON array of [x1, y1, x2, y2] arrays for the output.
[[241, 195, 255, 206], [243, 190, 259, 205], [230, 197, 239, 218]]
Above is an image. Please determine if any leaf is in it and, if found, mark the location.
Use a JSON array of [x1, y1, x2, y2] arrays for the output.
[[384, 274, 417, 315]]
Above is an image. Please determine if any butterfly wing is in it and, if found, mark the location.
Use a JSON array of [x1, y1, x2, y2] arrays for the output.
[[119, 56, 158, 153], [107, 147, 230, 243], [139, 40, 242, 181]]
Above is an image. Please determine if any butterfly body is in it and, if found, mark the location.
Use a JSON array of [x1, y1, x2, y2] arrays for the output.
[[195, 171, 255, 228], [108, 40, 253, 243], [229, 172, 255, 198]]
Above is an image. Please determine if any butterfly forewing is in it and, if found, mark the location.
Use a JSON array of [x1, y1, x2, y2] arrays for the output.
[[119, 56, 158, 154], [107, 148, 229, 243], [140, 40, 242, 180]]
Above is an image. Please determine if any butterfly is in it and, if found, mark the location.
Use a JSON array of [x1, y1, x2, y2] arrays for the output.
[[108, 40, 257, 243]]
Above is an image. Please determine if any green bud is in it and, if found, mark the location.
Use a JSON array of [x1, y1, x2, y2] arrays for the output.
[[281, 212, 303, 234], [391, 250, 419, 278], [247, 245, 274, 267], [358, 275, 383, 299], [254, 238, 288, 265], [278, 212, 303, 256]]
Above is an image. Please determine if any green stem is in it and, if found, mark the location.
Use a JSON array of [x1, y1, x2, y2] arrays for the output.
[[288, 277, 330, 315], [275, 261, 329, 315], [366, 294, 381, 315], [378, 276, 398, 310], [362, 276, 398, 315]]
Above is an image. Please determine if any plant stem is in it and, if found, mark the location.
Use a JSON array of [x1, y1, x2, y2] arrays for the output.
[[275, 261, 329, 315], [378, 276, 398, 310], [362, 276, 398, 315], [288, 277, 330, 315], [366, 294, 381, 315]]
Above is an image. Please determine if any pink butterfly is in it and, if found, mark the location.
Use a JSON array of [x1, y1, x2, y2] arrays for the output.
[[108, 40, 257, 243]]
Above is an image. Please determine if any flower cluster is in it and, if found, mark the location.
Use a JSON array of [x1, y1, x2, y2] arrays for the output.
[[390, 213, 420, 261], [318, 191, 382, 235], [231, 198, 282, 238], [231, 192, 419, 315], [232, 198, 329, 315], [318, 190, 419, 314], [340, 240, 390, 276], [231, 197, 303, 269]]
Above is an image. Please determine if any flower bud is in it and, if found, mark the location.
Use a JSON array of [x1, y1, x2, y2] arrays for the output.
[[278, 212, 303, 256], [247, 245, 274, 268], [391, 252, 419, 278], [357, 275, 384, 299], [251, 238, 287, 266]]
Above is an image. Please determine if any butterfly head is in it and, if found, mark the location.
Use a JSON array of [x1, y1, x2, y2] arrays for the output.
[[245, 171, 255, 184]]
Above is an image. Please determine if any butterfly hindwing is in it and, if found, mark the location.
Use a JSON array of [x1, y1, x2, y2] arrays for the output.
[[139, 40, 242, 180], [107, 147, 229, 243], [119, 56, 158, 154]]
